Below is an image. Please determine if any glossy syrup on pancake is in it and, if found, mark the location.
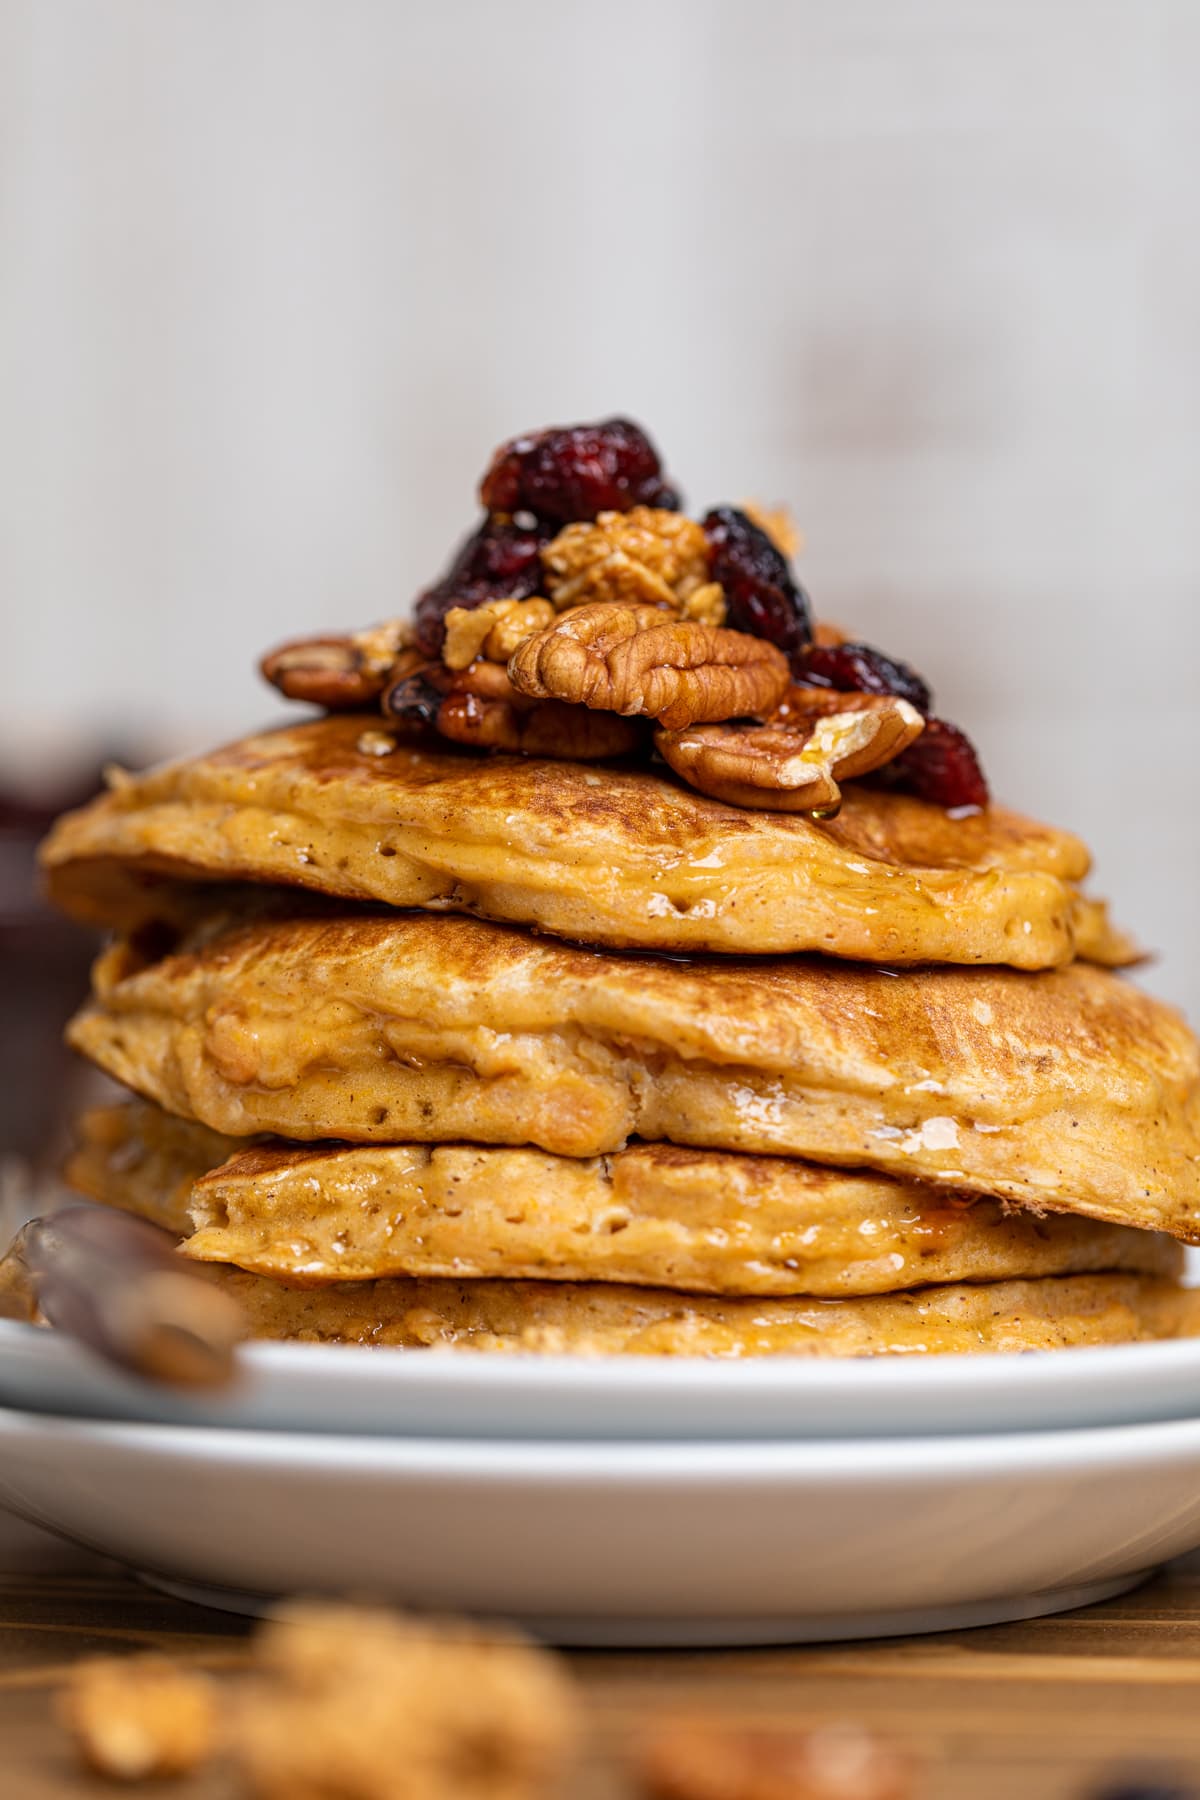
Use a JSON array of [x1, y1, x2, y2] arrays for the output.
[[65, 1101, 1182, 1299], [2, 1232, 1192, 1357], [32, 415, 1200, 1360], [40, 716, 1136, 969], [65, 910, 1200, 1241]]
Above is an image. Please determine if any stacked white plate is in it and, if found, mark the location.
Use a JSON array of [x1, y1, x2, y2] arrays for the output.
[[6, 1318, 1200, 1645]]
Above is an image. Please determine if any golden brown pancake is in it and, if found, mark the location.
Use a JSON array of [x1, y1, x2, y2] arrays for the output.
[[5, 1250, 1191, 1356], [68, 912, 1200, 1241], [64, 1102, 252, 1235], [39, 716, 1134, 969], [221, 1270, 1200, 1356], [67, 1102, 1182, 1298]]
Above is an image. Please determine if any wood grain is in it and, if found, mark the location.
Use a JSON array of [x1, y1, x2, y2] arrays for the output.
[[4, 1514, 1200, 1798]]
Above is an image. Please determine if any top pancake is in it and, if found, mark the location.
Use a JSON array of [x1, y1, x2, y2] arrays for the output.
[[39, 715, 1134, 969]]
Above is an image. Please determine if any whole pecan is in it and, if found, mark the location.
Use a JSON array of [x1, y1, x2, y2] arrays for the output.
[[260, 621, 417, 710], [655, 689, 924, 812], [438, 693, 644, 759], [381, 655, 642, 761], [507, 602, 790, 733], [382, 656, 516, 728], [446, 659, 525, 702]]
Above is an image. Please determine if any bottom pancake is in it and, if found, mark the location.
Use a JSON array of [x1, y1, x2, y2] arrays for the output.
[[204, 1270, 1200, 1356], [67, 1102, 1184, 1299], [6, 1251, 1192, 1357], [3, 1220, 1193, 1355]]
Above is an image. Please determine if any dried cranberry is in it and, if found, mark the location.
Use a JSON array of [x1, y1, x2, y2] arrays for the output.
[[381, 668, 445, 732], [413, 515, 552, 656], [801, 641, 933, 713], [480, 418, 680, 523], [883, 717, 989, 809], [701, 507, 813, 658]]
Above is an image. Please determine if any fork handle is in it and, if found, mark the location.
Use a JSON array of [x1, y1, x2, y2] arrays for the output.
[[15, 1208, 244, 1389]]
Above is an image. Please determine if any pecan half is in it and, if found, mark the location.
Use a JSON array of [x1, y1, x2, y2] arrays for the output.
[[383, 657, 520, 720], [508, 602, 790, 732], [382, 656, 642, 760], [655, 689, 924, 812], [261, 621, 417, 709], [640, 1719, 912, 1800], [439, 693, 644, 759], [445, 659, 524, 703]]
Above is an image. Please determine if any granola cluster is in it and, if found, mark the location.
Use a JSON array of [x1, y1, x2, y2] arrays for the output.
[[542, 507, 725, 623], [236, 1605, 578, 1800], [260, 417, 988, 813]]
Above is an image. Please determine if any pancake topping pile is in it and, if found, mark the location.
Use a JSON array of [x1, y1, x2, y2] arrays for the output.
[[24, 416, 1200, 1357], [260, 417, 980, 813]]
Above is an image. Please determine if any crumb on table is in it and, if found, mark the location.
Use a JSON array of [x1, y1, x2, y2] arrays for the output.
[[59, 1653, 218, 1782]]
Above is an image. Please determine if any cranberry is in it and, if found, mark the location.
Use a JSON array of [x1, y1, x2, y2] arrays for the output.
[[801, 641, 933, 713], [883, 717, 989, 809], [413, 515, 551, 656], [479, 418, 680, 523], [701, 507, 812, 657]]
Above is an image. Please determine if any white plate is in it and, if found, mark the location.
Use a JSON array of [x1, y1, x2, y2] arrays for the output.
[[3, 1406, 1200, 1645], [6, 1317, 1200, 1440]]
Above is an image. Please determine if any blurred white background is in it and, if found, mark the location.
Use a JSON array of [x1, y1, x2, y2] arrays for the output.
[[0, 0, 1197, 1012]]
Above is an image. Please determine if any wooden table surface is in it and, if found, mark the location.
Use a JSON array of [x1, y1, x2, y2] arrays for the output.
[[5, 1514, 1200, 1798]]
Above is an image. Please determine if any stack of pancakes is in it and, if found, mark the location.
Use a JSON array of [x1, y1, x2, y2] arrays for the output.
[[33, 711, 1200, 1357]]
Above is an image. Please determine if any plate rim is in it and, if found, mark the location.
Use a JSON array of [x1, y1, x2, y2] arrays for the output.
[[6, 1401, 1200, 1479]]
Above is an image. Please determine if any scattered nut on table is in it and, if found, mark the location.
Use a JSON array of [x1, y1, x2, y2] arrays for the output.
[[59, 1653, 218, 1782], [232, 1601, 579, 1800], [639, 1718, 914, 1800]]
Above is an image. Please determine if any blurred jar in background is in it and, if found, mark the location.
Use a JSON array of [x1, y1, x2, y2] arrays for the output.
[[0, 756, 143, 1230]]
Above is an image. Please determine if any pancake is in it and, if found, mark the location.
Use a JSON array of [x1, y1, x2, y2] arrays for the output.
[[39, 715, 1135, 969], [5, 1250, 1191, 1355], [64, 1102, 252, 1235], [66, 1102, 1182, 1298], [218, 1270, 1200, 1356], [68, 911, 1200, 1240]]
